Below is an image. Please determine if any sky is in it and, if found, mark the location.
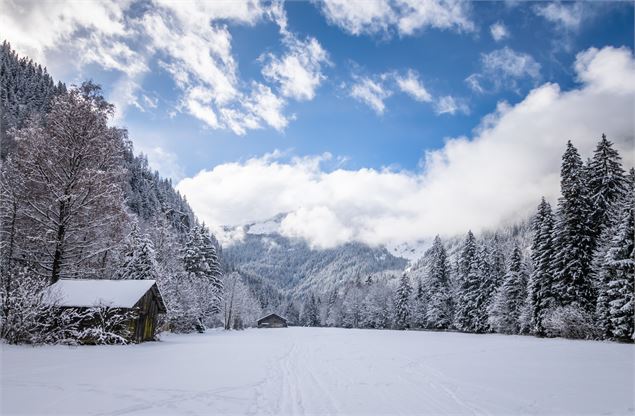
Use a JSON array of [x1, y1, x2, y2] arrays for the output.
[[2, 0, 634, 248]]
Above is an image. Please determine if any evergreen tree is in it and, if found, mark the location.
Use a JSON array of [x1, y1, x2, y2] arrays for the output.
[[527, 198, 556, 335], [182, 227, 207, 280], [198, 226, 223, 292], [424, 236, 452, 329], [284, 301, 300, 326], [551, 141, 595, 312], [475, 244, 495, 332], [489, 244, 528, 334], [394, 273, 412, 330], [411, 280, 427, 329], [302, 294, 320, 327], [455, 231, 478, 331], [489, 234, 506, 290], [587, 135, 626, 243], [604, 193, 634, 341], [118, 224, 159, 280]]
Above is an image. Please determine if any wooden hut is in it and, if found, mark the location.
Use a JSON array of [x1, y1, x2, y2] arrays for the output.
[[257, 313, 288, 328], [44, 279, 167, 343]]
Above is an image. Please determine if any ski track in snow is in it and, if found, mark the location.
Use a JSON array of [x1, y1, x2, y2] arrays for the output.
[[2, 327, 634, 416]]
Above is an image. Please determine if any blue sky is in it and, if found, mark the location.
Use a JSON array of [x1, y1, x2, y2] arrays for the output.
[[3, 1, 634, 246], [126, 1, 633, 175]]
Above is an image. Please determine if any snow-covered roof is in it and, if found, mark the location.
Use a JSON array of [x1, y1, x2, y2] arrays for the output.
[[43, 279, 163, 309], [257, 313, 287, 323]]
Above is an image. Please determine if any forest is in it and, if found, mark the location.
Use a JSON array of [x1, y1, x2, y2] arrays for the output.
[[0, 41, 633, 344]]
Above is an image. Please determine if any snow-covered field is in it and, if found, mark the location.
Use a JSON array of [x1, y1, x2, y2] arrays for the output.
[[2, 327, 633, 416]]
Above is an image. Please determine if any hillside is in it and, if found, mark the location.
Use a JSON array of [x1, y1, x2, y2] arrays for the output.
[[223, 215, 408, 296]]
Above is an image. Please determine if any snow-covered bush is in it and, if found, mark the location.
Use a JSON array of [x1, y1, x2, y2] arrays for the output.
[[543, 306, 598, 340], [1, 269, 84, 344], [76, 306, 137, 345]]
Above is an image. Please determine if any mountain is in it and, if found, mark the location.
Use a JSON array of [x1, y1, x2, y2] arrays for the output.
[[222, 214, 408, 296]]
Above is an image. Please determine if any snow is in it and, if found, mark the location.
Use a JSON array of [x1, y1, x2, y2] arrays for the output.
[[42, 279, 158, 309], [386, 239, 431, 263], [245, 214, 285, 235], [2, 328, 633, 415]]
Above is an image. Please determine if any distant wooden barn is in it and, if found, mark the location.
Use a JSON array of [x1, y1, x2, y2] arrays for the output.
[[257, 313, 288, 328], [44, 279, 167, 343]]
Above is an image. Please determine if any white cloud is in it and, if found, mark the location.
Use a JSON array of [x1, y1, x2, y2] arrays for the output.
[[351, 69, 456, 115], [244, 83, 290, 131], [0, 0, 322, 135], [350, 76, 392, 114], [467, 47, 541, 93], [319, 0, 474, 37], [489, 22, 509, 41], [143, 146, 186, 182], [434, 95, 468, 115], [534, 2, 584, 30], [395, 70, 432, 102], [262, 36, 330, 101], [178, 46, 635, 249], [0, 0, 130, 63]]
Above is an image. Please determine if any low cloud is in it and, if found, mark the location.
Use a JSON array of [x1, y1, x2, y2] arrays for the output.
[[178, 46, 635, 249]]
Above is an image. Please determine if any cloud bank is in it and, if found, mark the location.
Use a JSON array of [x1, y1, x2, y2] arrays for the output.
[[178, 46, 635, 248]]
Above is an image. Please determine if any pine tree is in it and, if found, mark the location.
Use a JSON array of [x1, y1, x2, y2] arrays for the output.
[[302, 294, 320, 327], [604, 191, 634, 341], [182, 226, 207, 280], [587, 135, 627, 243], [455, 231, 478, 331], [118, 224, 159, 280], [198, 226, 223, 292], [424, 236, 452, 329], [489, 234, 506, 290], [411, 280, 427, 329], [551, 141, 595, 312], [394, 273, 412, 330], [527, 198, 556, 335], [475, 244, 495, 332], [489, 244, 528, 334]]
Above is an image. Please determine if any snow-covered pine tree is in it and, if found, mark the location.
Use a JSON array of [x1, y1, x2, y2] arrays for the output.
[[527, 198, 556, 336], [394, 273, 412, 330], [551, 141, 595, 313], [424, 236, 452, 329], [302, 294, 320, 327], [603, 189, 634, 341], [411, 280, 427, 329], [489, 244, 528, 334], [117, 224, 159, 280], [182, 226, 207, 280], [489, 234, 506, 291], [475, 243, 495, 332], [587, 135, 627, 246], [284, 301, 300, 326], [588, 141, 628, 338], [455, 230, 478, 331]]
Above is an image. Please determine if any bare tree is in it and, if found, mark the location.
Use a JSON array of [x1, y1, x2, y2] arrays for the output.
[[11, 83, 128, 283]]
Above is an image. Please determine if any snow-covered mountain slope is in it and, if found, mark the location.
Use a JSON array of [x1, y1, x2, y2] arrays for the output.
[[385, 240, 431, 263], [222, 215, 407, 295]]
